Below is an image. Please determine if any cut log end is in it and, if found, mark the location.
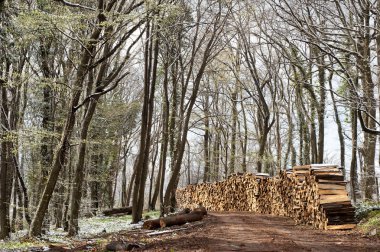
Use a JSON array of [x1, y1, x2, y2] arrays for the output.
[[142, 218, 161, 230]]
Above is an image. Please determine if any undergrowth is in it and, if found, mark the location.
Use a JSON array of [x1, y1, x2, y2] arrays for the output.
[[0, 210, 160, 250], [0, 241, 44, 250], [356, 201, 380, 236], [355, 201, 380, 220]]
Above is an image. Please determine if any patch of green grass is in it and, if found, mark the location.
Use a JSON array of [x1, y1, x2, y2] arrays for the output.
[[143, 210, 160, 219], [358, 210, 380, 235], [0, 241, 45, 250]]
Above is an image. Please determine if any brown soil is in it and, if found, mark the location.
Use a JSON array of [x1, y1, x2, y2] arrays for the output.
[[134, 211, 380, 252]]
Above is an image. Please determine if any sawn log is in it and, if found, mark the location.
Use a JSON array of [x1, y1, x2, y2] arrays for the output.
[[102, 207, 132, 216], [159, 212, 204, 228], [143, 218, 161, 230]]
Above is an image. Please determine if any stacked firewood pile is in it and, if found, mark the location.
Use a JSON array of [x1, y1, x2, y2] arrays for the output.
[[293, 164, 356, 230], [176, 164, 356, 230]]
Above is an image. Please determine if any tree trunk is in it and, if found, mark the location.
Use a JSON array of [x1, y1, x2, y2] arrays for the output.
[[310, 112, 318, 164], [157, 61, 171, 208], [68, 98, 99, 236], [350, 108, 359, 203], [299, 114, 304, 165], [148, 143, 159, 210], [0, 78, 12, 239], [126, 162, 136, 207], [39, 41, 55, 233], [316, 51, 326, 164], [257, 116, 272, 173], [121, 149, 128, 207], [357, 24, 377, 200], [90, 154, 102, 215], [212, 125, 221, 181], [151, 119, 165, 210], [275, 110, 281, 171], [62, 149, 72, 231], [230, 89, 237, 174], [29, 20, 105, 236], [203, 93, 210, 182], [121, 142, 132, 207], [132, 19, 158, 223], [240, 99, 248, 172], [11, 175, 17, 233]]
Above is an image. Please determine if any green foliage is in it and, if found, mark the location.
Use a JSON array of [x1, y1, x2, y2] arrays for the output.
[[91, 100, 140, 141], [13, 6, 92, 48], [358, 209, 380, 236]]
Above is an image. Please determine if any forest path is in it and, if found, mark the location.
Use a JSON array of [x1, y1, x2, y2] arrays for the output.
[[141, 211, 380, 251]]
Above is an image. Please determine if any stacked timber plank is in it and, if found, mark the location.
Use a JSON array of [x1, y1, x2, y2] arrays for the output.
[[311, 164, 356, 230], [176, 164, 356, 230]]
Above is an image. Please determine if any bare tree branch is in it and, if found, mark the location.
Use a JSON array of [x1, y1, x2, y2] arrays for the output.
[[358, 109, 380, 135], [54, 0, 96, 11], [73, 71, 129, 111]]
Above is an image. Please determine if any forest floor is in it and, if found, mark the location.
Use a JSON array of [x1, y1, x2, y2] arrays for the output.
[[131, 211, 380, 252], [2, 211, 380, 251]]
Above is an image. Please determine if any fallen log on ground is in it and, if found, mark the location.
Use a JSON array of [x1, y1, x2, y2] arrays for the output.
[[192, 206, 207, 216], [143, 207, 207, 230], [159, 212, 204, 228], [102, 207, 132, 216], [143, 218, 161, 230]]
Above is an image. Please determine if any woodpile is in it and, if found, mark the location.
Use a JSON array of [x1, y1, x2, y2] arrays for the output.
[[176, 164, 356, 230]]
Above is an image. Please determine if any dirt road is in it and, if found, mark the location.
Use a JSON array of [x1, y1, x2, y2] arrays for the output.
[[141, 212, 380, 252]]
